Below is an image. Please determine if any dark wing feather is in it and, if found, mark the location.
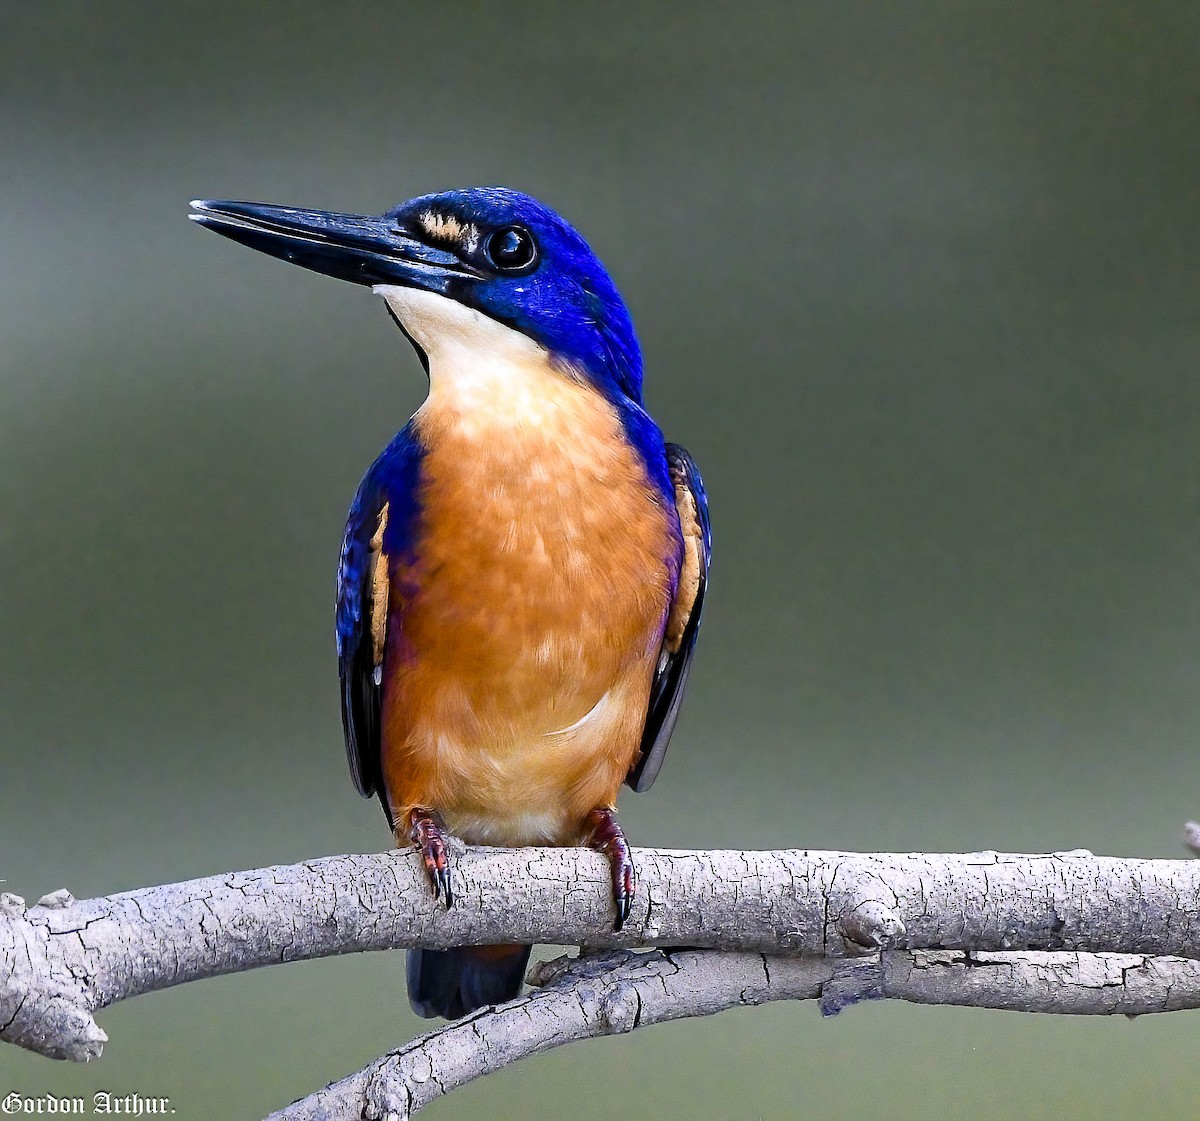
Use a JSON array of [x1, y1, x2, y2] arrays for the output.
[[336, 427, 423, 822], [627, 443, 711, 793]]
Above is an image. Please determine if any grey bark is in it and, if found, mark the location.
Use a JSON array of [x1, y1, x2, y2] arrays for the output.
[[268, 947, 1200, 1121], [2, 846, 1198, 1112]]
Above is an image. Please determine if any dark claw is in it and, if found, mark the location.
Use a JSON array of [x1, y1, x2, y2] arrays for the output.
[[434, 864, 453, 909], [584, 807, 636, 932], [408, 808, 455, 909], [619, 858, 635, 928]]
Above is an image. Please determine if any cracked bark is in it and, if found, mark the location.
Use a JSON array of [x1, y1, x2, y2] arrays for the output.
[[1, 845, 1198, 1114], [268, 947, 1200, 1121]]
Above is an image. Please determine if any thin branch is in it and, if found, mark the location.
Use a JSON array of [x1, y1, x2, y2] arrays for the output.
[[3, 845, 1199, 1063], [269, 946, 1200, 1121]]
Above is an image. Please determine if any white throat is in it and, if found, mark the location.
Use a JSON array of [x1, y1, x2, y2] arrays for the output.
[[374, 285, 556, 411]]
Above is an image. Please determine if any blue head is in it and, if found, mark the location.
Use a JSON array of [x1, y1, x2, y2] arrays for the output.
[[190, 187, 644, 404]]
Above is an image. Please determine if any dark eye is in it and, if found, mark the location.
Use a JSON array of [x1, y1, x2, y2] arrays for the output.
[[486, 225, 538, 272]]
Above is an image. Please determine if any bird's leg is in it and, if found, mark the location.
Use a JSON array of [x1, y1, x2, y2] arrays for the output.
[[405, 807, 454, 908], [583, 806, 635, 931]]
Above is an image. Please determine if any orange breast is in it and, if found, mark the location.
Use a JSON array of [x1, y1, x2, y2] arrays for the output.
[[380, 368, 677, 846]]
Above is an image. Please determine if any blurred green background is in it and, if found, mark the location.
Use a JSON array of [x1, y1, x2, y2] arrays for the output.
[[3, 2, 1199, 1117]]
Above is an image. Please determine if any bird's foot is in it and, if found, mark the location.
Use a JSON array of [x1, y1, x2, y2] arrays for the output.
[[584, 807, 635, 931], [406, 807, 454, 908]]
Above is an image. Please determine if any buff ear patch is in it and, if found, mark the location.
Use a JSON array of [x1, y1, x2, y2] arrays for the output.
[[370, 502, 390, 670], [417, 210, 480, 254], [664, 470, 703, 653]]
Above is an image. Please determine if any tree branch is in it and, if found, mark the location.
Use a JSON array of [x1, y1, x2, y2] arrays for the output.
[[3, 845, 1199, 1062], [269, 946, 1200, 1121]]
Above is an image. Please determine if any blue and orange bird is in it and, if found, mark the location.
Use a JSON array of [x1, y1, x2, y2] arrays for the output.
[[190, 188, 710, 1019]]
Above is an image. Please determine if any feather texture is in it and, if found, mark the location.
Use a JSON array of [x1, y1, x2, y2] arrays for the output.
[[627, 443, 711, 793], [368, 297, 681, 845], [336, 427, 424, 820]]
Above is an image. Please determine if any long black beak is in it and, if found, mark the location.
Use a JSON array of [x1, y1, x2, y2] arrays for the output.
[[189, 200, 483, 292]]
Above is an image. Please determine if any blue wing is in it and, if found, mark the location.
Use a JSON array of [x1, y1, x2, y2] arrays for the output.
[[627, 443, 711, 793], [336, 425, 424, 820]]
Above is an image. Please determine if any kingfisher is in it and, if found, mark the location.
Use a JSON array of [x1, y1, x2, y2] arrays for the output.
[[189, 188, 710, 1019]]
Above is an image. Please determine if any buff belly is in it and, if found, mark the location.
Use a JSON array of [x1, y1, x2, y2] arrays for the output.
[[378, 347, 677, 847]]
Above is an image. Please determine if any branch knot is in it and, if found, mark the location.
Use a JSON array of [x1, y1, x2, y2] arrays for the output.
[[0, 908, 105, 1061], [836, 899, 907, 952]]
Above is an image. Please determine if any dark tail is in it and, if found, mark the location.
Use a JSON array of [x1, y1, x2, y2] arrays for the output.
[[407, 944, 532, 1020]]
